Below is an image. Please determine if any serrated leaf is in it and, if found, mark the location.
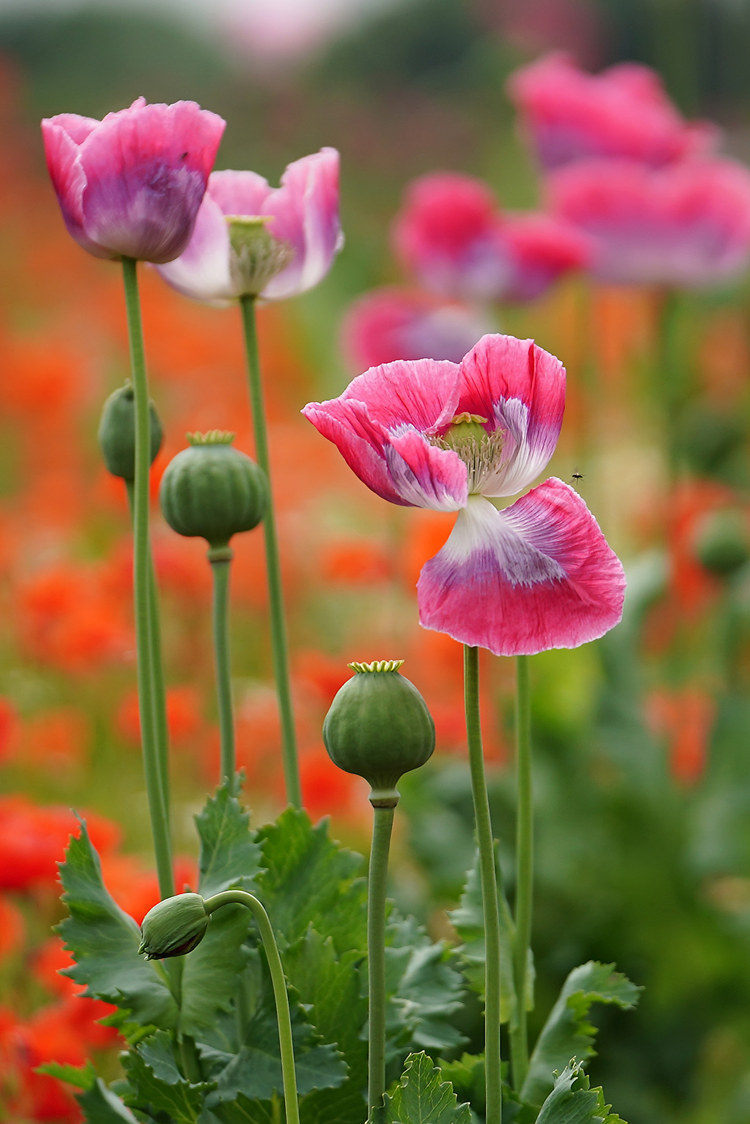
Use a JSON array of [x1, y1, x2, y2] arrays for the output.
[[522, 963, 641, 1106], [123, 1029, 215, 1123], [58, 822, 178, 1030], [383, 1051, 473, 1124], [385, 919, 466, 1056], [435, 1054, 485, 1121], [448, 848, 523, 1024], [536, 1060, 626, 1124], [196, 777, 264, 898], [37, 1060, 98, 1091], [206, 998, 347, 1105], [283, 930, 368, 1071], [255, 809, 366, 952], [77, 1079, 141, 1123]]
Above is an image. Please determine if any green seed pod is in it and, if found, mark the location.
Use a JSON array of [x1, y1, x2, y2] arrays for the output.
[[98, 382, 163, 481], [159, 431, 268, 550], [323, 660, 435, 805], [138, 892, 209, 960]]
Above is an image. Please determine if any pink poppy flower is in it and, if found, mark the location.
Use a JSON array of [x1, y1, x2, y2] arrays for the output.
[[155, 149, 343, 302], [507, 51, 717, 170], [549, 157, 750, 288], [392, 171, 589, 304], [41, 97, 225, 262], [303, 334, 625, 656], [341, 286, 491, 369]]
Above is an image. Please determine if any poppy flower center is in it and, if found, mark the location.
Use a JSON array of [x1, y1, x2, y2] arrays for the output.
[[434, 411, 504, 494]]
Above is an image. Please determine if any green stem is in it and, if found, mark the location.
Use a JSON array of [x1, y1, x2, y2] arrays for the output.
[[510, 655, 532, 1092], [204, 890, 300, 1124], [121, 257, 174, 899], [208, 547, 236, 783], [125, 480, 171, 827], [367, 797, 397, 1122], [463, 645, 502, 1124], [238, 295, 301, 807]]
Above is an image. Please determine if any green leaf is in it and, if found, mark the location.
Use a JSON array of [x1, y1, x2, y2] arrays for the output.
[[37, 1060, 98, 1091], [122, 1029, 215, 1123], [435, 1054, 485, 1121], [283, 929, 368, 1072], [385, 916, 466, 1056], [205, 998, 347, 1106], [522, 963, 641, 1106], [76, 1079, 141, 1123], [383, 1052, 473, 1124], [535, 1060, 626, 1124], [448, 848, 523, 1024], [196, 777, 264, 898], [57, 821, 178, 1030], [255, 808, 366, 952]]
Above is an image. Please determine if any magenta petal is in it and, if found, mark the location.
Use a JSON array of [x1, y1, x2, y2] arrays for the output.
[[207, 168, 272, 216], [45, 99, 226, 263], [302, 395, 467, 510], [339, 357, 462, 434], [417, 480, 625, 655], [456, 334, 566, 496]]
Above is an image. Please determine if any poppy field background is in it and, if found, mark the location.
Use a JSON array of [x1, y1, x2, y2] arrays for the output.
[[2, 1, 750, 1121]]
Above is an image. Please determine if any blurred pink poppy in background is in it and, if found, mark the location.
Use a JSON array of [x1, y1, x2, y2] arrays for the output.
[[156, 148, 343, 302], [507, 52, 717, 171], [304, 333, 625, 656], [42, 97, 225, 262], [549, 157, 750, 287], [392, 171, 589, 303], [341, 286, 491, 369]]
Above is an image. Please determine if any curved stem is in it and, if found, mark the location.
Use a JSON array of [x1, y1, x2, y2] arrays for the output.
[[510, 655, 532, 1092], [209, 548, 236, 783], [121, 257, 174, 899], [204, 890, 300, 1124], [238, 295, 301, 807], [367, 799, 397, 1122], [463, 645, 502, 1124]]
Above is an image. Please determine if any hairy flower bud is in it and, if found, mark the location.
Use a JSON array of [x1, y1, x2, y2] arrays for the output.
[[138, 892, 209, 959], [323, 660, 435, 804], [694, 509, 750, 577], [159, 431, 268, 550], [98, 383, 163, 481]]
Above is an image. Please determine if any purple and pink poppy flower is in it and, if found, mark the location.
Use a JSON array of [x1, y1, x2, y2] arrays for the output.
[[507, 51, 717, 171], [549, 157, 750, 288], [155, 149, 343, 302], [341, 286, 492, 370], [391, 171, 589, 305], [303, 333, 625, 656], [41, 97, 225, 263]]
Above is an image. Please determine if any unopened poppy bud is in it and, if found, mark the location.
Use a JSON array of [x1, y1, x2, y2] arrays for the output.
[[138, 892, 209, 959], [323, 660, 435, 805], [694, 509, 750, 577], [98, 382, 163, 481], [159, 431, 268, 551]]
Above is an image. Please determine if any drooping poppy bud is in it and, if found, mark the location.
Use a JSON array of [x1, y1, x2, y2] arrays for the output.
[[159, 431, 268, 552], [138, 892, 209, 959], [98, 382, 163, 481], [322, 660, 435, 806]]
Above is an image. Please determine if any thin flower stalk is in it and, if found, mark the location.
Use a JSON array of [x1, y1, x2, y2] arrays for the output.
[[464, 644, 503, 1124], [209, 546, 236, 782], [510, 654, 533, 1091], [239, 294, 301, 807], [121, 256, 174, 899], [367, 798, 396, 1123]]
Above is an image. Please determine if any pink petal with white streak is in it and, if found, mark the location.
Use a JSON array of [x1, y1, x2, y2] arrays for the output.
[[417, 480, 625, 655], [455, 334, 566, 496]]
